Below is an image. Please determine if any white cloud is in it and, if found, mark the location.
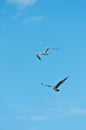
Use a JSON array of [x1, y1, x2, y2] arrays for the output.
[[7, 0, 37, 6], [12, 115, 48, 121], [48, 106, 86, 118], [0, 115, 48, 121], [30, 115, 48, 121], [23, 16, 45, 24], [62, 107, 86, 117]]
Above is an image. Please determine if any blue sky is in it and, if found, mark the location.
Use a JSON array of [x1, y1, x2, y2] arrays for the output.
[[0, 0, 86, 129]]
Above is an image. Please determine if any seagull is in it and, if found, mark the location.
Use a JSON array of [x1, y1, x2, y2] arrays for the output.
[[36, 47, 59, 60], [41, 76, 68, 92]]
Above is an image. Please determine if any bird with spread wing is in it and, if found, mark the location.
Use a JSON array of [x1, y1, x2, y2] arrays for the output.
[[41, 76, 68, 92], [36, 47, 59, 60]]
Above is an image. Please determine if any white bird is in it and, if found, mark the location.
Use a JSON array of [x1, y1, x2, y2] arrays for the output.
[[36, 47, 59, 60], [41, 76, 68, 92]]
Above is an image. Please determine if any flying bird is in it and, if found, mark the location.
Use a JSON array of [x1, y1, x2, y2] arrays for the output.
[[41, 76, 68, 92], [36, 47, 59, 60]]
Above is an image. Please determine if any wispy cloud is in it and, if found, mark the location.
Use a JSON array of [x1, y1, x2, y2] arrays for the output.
[[62, 107, 86, 117], [6, 0, 44, 23], [7, 0, 37, 6], [23, 16, 45, 24], [30, 115, 48, 121], [0, 115, 48, 121], [48, 106, 86, 118]]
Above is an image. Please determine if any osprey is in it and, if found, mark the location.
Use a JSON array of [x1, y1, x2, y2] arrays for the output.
[[41, 76, 68, 92], [36, 47, 59, 60]]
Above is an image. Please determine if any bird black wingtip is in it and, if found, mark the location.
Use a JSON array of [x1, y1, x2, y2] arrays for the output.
[[66, 76, 69, 79], [65, 76, 69, 79], [65, 76, 69, 80], [41, 83, 43, 85]]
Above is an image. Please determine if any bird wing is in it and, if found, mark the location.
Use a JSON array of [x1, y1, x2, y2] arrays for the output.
[[51, 48, 60, 50], [43, 47, 59, 54], [43, 48, 50, 54], [53, 77, 68, 89], [41, 83, 52, 87], [36, 53, 41, 60]]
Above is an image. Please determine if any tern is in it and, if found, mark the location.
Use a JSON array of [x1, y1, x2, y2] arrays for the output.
[[41, 76, 68, 92], [36, 47, 59, 60]]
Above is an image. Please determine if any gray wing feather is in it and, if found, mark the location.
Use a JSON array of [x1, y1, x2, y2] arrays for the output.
[[44, 48, 50, 54], [36, 54, 41, 60], [53, 77, 68, 89], [44, 47, 59, 54], [51, 48, 60, 50], [41, 83, 52, 87]]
